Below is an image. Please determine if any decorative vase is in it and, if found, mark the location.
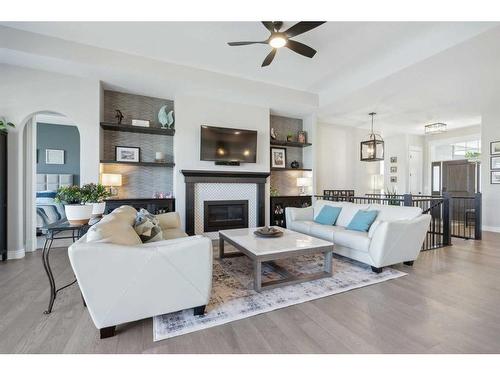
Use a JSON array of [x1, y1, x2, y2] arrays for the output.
[[158, 105, 169, 128], [270, 128, 278, 140], [64, 204, 93, 225], [166, 110, 174, 128], [291, 160, 300, 169], [88, 202, 106, 216]]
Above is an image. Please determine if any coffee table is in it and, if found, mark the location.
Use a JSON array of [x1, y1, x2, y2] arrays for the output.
[[219, 227, 334, 292]]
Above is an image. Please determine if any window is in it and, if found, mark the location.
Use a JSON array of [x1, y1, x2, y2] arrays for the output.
[[452, 139, 481, 160]]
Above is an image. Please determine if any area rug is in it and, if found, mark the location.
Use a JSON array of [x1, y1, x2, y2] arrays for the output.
[[153, 250, 406, 341]]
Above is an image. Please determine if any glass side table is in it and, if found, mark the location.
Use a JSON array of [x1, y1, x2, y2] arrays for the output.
[[41, 219, 94, 314]]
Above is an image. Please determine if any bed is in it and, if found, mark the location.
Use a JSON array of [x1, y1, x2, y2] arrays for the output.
[[36, 174, 73, 233]]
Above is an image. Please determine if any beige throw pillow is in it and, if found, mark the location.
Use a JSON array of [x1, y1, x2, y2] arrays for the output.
[[86, 216, 142, 245], [156, 212, 181, 229]]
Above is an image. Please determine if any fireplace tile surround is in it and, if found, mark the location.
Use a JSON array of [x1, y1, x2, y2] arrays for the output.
[[181, 170, 269, 236]]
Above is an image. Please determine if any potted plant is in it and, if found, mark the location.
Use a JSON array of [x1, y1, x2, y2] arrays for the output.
[[286, 132, 294, 142], [0, 119, 15, 134], [55, 186, 93, 224], [385, 186, 400, 206], [81, 183, 111, 215]]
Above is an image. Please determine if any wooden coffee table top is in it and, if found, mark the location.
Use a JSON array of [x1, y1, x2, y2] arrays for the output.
[[219, 227, 333, 257]]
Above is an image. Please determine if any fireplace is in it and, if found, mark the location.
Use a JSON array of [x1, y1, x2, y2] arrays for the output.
[[181, 170, 269, 235], [204, 200, 249, 232]]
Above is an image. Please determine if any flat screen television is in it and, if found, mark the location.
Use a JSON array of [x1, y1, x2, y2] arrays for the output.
[[200, 125, 257, 163]]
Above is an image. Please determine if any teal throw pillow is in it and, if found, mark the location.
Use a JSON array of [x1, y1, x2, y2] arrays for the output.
[[346, 210, 379, 232], [314, 206, 342, 225]]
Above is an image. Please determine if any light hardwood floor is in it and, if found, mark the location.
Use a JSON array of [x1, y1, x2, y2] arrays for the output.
[[1, 232, 499, 354]]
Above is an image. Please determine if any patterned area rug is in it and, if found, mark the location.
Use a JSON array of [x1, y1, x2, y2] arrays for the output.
[[153, 249, 406, 341]]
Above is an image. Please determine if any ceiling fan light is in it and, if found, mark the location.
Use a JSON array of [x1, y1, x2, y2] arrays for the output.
[[269, 35, 287, 48]]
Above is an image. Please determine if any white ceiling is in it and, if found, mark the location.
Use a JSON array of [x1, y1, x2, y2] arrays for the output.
[[318, 24, 500, 134], [2, 21, 500, 134], [1, 22, 495, 93]]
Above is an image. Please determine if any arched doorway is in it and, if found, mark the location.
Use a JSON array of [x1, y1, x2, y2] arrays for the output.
[[22, 112, 81, 252]]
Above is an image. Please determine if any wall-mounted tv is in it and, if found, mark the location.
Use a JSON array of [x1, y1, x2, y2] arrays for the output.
[[200, 125, 257, 163]]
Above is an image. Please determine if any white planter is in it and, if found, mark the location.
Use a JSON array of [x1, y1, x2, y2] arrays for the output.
[[87, 202, 106, 215], [65, 204, 93, 225]]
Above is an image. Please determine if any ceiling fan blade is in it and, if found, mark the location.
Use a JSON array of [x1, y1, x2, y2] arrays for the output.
[[262, 21, 275, 33], [227, 41, 266, 46], [261, 49, 277, 67], [284, 21, 326, 38], [286, 40, 317, 58]]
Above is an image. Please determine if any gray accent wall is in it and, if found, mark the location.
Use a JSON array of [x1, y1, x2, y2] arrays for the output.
[[103, 90, 174, 127], [36, 123, 80, 186], [270, 115, 307, 196]]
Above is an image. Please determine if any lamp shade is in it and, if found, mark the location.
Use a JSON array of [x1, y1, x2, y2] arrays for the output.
[[297, 177, 311, 187], [101, 173, 122, 187]]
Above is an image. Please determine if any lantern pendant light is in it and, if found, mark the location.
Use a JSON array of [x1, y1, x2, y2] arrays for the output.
[[360, 112, 384, 162]]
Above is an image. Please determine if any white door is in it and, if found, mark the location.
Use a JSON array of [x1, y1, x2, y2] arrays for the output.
[[409, 147, 423, 194]]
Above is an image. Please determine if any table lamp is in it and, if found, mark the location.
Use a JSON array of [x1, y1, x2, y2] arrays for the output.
[[101, 173, 122, 196]]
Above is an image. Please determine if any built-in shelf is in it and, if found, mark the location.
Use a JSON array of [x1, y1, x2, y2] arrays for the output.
[[100, 122, 175, 136], [100, 160, 175, 167], [270, 140, 312, 148], [271, 167, 312, 172]]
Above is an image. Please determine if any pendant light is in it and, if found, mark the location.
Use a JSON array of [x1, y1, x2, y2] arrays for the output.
[[360, 112, 384, 162]]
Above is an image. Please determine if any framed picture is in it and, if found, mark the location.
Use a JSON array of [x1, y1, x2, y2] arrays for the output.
[[491, 141, 500, 155], [390, 166, 397, 173], [270, 147, 286, 168], [390, 156, 398, 163], [297, 131, 307, 144], [115, 146, 141, 162], [491, 171, 500, 184], [390, 176, 398, 183], [45, 149, 65, 165], [491, 156, 500, 170]]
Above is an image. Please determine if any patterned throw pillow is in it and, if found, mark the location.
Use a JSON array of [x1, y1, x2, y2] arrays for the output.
[[134, 209, 163, 243]]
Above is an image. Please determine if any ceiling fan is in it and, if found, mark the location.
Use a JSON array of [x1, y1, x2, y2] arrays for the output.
[[227, 21, 326, 67]]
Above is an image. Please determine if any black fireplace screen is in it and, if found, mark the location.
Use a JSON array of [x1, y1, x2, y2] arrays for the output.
[[204, 200, 249, 232]]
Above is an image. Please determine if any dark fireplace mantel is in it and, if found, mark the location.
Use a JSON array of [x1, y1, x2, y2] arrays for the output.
[[181, 170, 270, 235]]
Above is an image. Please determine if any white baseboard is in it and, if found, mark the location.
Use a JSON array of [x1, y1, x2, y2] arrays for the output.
[[7, 248, 25, 260], [482, 226, 500, 233]]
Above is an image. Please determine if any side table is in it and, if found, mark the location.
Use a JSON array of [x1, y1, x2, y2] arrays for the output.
[[41, 219, 94, 314]]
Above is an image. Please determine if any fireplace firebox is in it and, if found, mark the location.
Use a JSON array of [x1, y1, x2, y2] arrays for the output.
[[204, 200, 249, 232]]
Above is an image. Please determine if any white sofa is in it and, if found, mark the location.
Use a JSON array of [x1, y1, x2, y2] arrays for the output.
[[68, 206, 213, 339], [286, 200, 431, 272]]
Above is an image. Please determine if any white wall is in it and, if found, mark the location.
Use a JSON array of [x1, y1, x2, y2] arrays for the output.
[[316, 123, 355, 194], [315, 123, 383, 196], [481, 105, 500, 232], [382, 134, 424, 194], [173, 95, 271, 230], [0, 64, 100, 259]]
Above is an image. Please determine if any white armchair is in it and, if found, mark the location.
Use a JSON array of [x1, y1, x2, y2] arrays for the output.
[[68, 206, 213, 338]]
